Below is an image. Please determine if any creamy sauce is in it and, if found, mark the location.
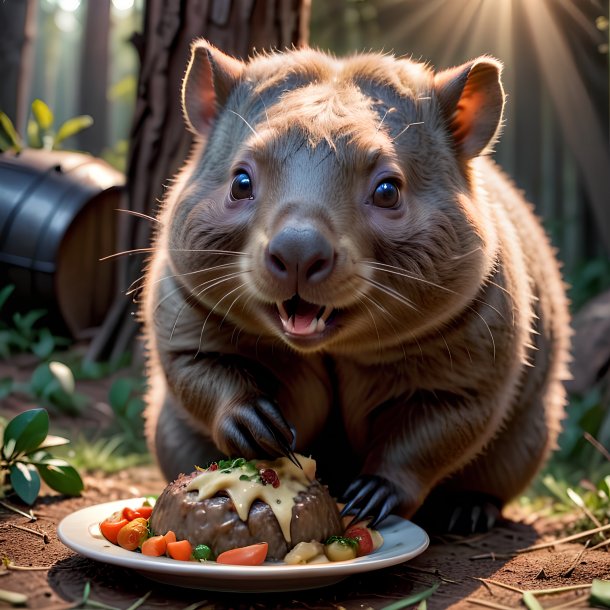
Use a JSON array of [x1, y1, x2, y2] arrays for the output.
[[185, 455, 316, 543]]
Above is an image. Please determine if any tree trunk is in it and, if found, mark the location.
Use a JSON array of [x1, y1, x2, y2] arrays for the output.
[[89, 0, 311, 361], [0, 0, 37, 134], [77, 0, 111, 156]]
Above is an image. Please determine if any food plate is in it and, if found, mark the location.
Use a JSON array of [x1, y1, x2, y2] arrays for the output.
[[58, 497, 429, 592]]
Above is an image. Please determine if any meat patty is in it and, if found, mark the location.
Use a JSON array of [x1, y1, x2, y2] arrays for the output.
[[149, 471, 342, 561]]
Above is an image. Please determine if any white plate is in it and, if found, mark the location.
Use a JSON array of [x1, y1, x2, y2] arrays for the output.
[[57, 497, 429, 592]]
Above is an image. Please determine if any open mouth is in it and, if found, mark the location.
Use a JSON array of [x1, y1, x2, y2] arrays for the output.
[[276, 295, 335, 337]]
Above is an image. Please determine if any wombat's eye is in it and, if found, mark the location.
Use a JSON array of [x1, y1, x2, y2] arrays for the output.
[[230, 172, 253, 200], [372, 180, 400, 208]]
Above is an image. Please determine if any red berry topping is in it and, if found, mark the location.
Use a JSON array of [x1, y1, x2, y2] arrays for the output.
[[259, 468, 280, 488]]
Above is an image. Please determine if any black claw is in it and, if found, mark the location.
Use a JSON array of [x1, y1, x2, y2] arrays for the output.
[[254, 398, 294, 446], [340, 475, 399, 527]]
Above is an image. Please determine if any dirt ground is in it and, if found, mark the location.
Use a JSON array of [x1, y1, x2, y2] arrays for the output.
[[1, 355, 609, 610]]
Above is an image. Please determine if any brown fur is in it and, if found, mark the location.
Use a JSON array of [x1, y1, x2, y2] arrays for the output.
[[142, 41, 571, 520]]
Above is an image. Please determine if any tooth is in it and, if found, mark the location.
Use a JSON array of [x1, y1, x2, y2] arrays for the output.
[[316, 317, 326, 333], [306, 317, 318, 334], [277, 301, 289, 321], [321, 307, 333, 322]]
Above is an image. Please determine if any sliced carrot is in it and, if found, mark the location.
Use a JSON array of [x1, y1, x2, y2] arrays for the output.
[[216, 542, 268, 566], [166, 539, 193, 561], [116, 517, 149, 551], [100, 511, 129, 544], [141, 535, 167, 557], [163, 530, 176, 545]]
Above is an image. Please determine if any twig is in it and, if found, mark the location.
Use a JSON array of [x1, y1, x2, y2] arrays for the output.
[[466, 600, 515, 609], [560, 541, 589, 577], [0, 588, 28, 606], [125, 591, 151, 610], [516, 522, 610, 553], [584, 431, 610, 461], [475, 578, 523, 594], [590, 537, 610, 551], [546, 593, 590, 610], [4, 561, 50, 572], [403, 565, 461, 584], [0, 500, 36, 521], [9, 523, 49, 543]]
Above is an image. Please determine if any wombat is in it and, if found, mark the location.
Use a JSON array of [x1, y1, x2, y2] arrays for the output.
[[142, 40, 571, 532]]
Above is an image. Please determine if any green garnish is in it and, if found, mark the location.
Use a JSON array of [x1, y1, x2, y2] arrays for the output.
[[192, 544, 215, 561], [325, 535, 358, 548]]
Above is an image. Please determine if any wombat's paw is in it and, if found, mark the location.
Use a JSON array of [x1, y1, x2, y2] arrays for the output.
[[414, 491, 501, 534], [217, 397, 298, 464], [340, 474, 400, 528]]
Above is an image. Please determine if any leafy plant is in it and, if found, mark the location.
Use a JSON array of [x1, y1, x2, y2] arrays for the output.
[[107, 377, 147, 453], [0, 285, 70, 359], [1, 408, 84, 505], [27, 361, 87, 415], [0, 99, 93, 153]]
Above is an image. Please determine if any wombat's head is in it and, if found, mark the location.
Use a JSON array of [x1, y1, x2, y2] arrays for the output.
[[164, 40, 504, 355]]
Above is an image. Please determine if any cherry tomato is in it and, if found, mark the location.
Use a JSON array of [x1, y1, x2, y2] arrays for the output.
[[122, 505, 154, 521], [216, 542, 268, 565], [99, 511, 129, 544], [344, 526, 374, 556]]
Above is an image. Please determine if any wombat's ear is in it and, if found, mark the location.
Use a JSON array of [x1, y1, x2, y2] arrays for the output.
[[182, 39, 245, 135], [434, 57, 505, 159]]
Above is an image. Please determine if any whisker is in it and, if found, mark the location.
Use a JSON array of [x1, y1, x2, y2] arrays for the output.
[[101, 247, 156, 261], [219, 281, 251, 329], [169, 271, 246, 342], [365, 260, 508, 323], [115, 208, 160, 223], [227, 109, 261, 141], [363, 260, 455, 295], [375, 107, 395, 134], [355, 294, 383, 355], [102, 247, 250, 262], [438, 331, 453, 370], [128, 261, 243, 296], [391, 120, 424, 142], [357, 290, 413, 362], [197, 281, 249, 357], [358, 275, 419, 313]]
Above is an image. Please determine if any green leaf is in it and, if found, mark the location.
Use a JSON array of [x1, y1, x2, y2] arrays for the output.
[[379, 583, 440, 610], [54, 115, 93, 147], [0, 377, 13, 399], [31, 328, 56, 360], [29, 363, 56, 396], [109, 378, 133, 412], [591, 579, 610, 607], [2, 408, 49, 458], [12, 309, 46, 336], [0, 112, 22, 151], [49, 361, 75, 394], [33, 457, 84, 496], [9, 462, 41, 505], [0, 285, 15, 311], [27, 118, 42, 148], [37, 435, 70, 450], [31, 99, 54, 131]]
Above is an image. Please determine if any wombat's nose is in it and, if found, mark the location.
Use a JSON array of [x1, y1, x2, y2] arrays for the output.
[[266, 224, 335, 288]]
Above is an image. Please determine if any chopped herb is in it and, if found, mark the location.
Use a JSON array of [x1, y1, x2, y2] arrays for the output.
[[325, 535, 358, 548]]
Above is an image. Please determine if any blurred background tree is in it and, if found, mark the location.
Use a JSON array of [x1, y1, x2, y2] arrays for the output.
[[1, 0, 608, 351]]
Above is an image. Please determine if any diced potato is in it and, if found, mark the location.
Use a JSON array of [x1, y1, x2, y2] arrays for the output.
[[324, 540, 357, 562], [284, 540, 325, 564]]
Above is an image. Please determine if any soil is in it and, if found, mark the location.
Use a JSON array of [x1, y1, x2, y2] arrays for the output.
[[1, 354, 609, 610]]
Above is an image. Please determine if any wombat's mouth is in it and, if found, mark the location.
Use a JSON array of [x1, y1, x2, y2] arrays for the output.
[[276, 295, 335, 336]]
